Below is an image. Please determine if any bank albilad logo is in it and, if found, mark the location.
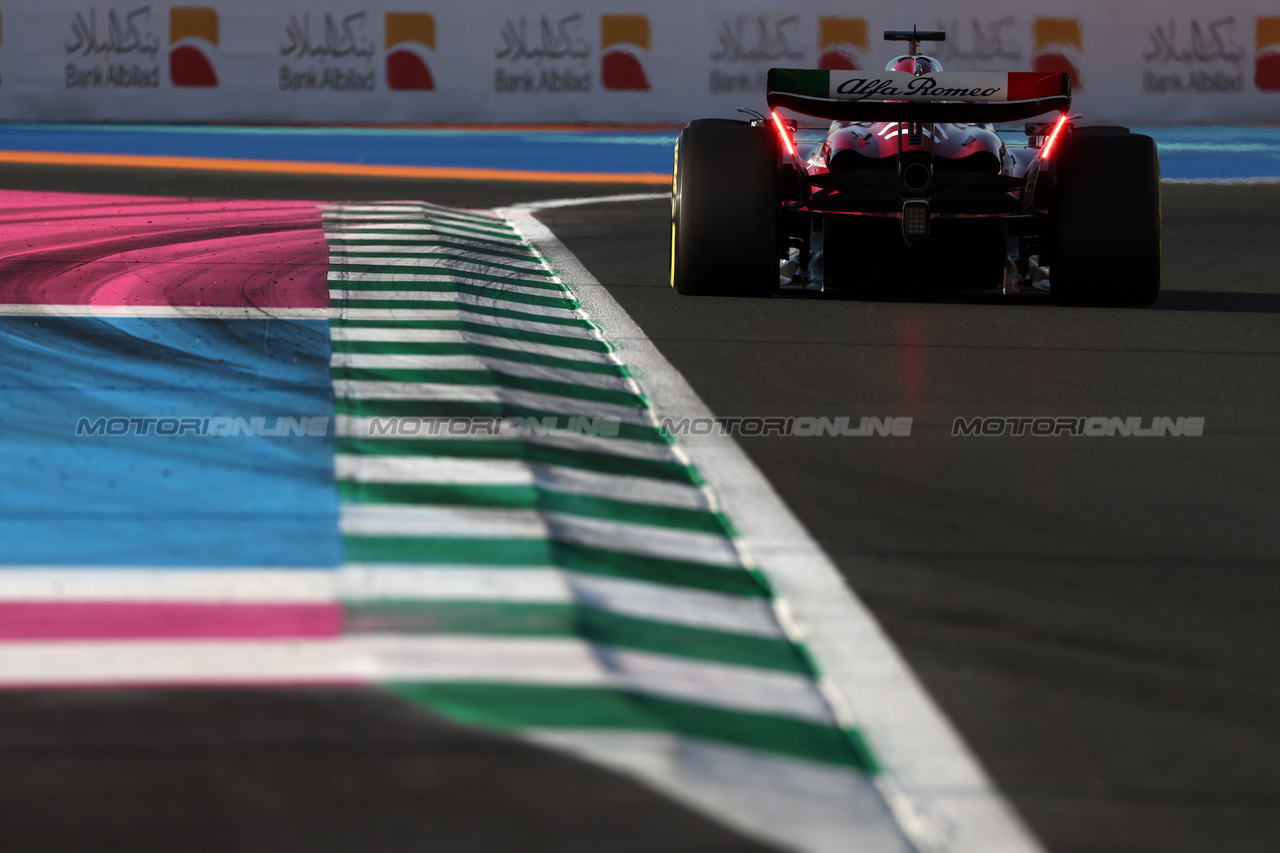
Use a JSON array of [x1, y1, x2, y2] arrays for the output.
[[818, 17, 867, 71], [1032, 17, 1082, 91], [386, 13, 435, 90], [1257, 18, 1280, 92], [170, 7, 217, 87], [601, 14, 649, 91]]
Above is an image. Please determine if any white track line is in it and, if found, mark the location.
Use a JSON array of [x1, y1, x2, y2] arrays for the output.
[[328, 264, 555, 285], [339, 505, 742, 567], [328, 327, 616, 363], [502, 201, 1046, 853], [504, 193, 668, 211], [0, 567, 780, 639], [330, 381, 645, 422], [333, 415, 680, 462], [330, 245, 546, 264], [0, 637, 833, 722], [329, 353, 631, 390], [328, 268, 554, 287], [325, 223, 524, 243], [330, 291, 576, 314], [333, 455, 709, 511], [330, 307, 595, 330], [329, 315, 601, 338], [339, 567, 784, 638], [0, 568, 336, 602]]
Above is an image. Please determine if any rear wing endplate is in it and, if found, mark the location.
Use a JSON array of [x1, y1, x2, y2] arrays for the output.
[[767, 69, 1071, 123]]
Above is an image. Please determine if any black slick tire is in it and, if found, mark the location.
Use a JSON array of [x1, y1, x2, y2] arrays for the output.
[[1050, 133, 1162, 307], [670, 120, 780, 297]]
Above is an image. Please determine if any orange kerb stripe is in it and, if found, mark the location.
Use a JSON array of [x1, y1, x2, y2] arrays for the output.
[[0, 150, 670, 185]]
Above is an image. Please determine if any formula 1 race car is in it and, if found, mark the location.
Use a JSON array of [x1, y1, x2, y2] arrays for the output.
[[670, 28, 1161, 306]]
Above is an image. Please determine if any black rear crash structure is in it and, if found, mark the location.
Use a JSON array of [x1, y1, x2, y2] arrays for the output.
[[669, 27, 1162, 307]]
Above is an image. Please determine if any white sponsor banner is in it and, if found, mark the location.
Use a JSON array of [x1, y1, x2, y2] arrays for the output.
[[0, 1, 1275, 124]]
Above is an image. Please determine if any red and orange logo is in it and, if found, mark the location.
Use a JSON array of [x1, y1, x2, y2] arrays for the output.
[[170, 7, 217, 87], [1257, 17, 1280, 92], [386, 13, 435, 91], [601, 14, 649, 91], [1032, 17, 1082, 91], [817, 17, 867, 71]]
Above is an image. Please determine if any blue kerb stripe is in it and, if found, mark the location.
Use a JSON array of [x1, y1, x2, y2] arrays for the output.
[[0, 317, 341, 566]]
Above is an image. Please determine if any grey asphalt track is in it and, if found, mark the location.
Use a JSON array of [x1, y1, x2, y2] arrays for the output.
[[0, 688, 777, 853], [1, 161, 1276, 853], [536, 184, 1280, 853]]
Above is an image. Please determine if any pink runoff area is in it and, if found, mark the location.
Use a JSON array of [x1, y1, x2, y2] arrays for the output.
[[0, 190, 329, 308], [0, 603, 343, 640], [0, 191, 335, 650]]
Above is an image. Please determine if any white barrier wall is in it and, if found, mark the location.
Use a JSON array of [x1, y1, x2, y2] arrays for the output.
[[1, 1, 1278, 123]]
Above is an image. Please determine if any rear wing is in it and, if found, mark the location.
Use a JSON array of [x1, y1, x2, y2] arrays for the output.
[[767, 69, 1070, 123]]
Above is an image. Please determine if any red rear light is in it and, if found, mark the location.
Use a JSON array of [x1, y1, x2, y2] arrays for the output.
[[771, 110, 796, 158], [1039, 113, 1069, 160]]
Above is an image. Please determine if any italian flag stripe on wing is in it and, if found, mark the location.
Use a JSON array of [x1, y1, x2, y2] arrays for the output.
[[1005, 71, 1071, 101]]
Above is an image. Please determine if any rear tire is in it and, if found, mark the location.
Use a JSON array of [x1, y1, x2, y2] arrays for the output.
[[671, 121, 780, 297], [1050, 133, 1162, 306]]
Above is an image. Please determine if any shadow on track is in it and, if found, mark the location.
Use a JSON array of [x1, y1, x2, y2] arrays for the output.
[[774, 287, 1057, 307], [780, 288, 1280, 314], [0, 688, 780, 853], [1152, 290, 1280, 313]]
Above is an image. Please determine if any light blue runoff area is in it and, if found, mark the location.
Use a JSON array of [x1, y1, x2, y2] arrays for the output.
[[0, 317, 341, 566], [1138, 126, 1280, 180], [0, 122, 1277, 179]]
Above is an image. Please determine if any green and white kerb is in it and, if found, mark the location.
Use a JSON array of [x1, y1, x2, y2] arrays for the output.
[[321, 202, 913, 853]]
